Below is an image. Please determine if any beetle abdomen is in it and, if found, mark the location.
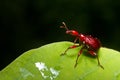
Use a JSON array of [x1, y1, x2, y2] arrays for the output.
[[84, 35, 101, 50]]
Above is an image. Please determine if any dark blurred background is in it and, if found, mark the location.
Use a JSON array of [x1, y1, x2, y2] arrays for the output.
[[0, 0, 120, 70]]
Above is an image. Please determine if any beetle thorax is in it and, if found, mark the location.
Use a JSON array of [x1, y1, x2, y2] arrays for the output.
[[79, 34, 85, 42]]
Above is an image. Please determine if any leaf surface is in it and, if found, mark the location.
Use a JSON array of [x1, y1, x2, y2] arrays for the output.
[[0, 41, 120, 80]]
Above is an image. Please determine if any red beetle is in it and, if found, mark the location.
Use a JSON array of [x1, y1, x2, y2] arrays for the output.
[[60, 22, 104, 69]]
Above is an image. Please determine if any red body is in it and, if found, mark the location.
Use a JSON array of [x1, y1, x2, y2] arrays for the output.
[[60, 22, 104, 69], [66, 30, 101, 51], [79, 34, 101, 51]]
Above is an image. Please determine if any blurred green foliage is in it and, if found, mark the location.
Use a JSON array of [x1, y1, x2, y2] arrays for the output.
[[0, 0, 120, 70]]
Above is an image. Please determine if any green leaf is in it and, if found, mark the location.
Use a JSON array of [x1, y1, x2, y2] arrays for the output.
[[0, 41, 120, 80]]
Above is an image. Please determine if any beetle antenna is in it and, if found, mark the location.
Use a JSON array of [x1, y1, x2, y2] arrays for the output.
[[60, 22, 69, 30]]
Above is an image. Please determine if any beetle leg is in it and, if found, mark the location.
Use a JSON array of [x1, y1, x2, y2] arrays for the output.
[[88, 51, 97, 56], [60, 44, 80, 56], [78, 38, 82, 46], [73, 37, 78, 44], [88, 51, 104, 69], [74, 48, 83, 68], [60, 38, 79, 56], [74, 45, 86, 68]]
